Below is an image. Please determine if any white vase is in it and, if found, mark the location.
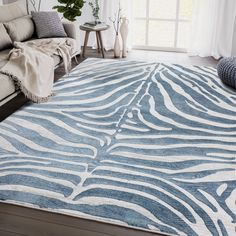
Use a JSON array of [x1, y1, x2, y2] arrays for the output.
[[114, 34, 121, 58], [120, 17, 129, 58]]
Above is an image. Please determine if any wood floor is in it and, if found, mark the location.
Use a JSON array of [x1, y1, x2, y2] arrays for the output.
[[0, 203, 161, 236], [79, 48, 219, 67], [0, 49, 219, 236], [128, 50, 218, 67]]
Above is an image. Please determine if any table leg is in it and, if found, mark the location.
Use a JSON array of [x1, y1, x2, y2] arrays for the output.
[[82, 31, 90, 58], [96, 31, 101, 53], [98, 31, 105, 58]]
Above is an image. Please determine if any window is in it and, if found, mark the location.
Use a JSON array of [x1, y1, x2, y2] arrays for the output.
[[132, 0, 193, 52]]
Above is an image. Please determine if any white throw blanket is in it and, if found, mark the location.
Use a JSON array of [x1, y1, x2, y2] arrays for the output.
[[0, 39, 73, 103]]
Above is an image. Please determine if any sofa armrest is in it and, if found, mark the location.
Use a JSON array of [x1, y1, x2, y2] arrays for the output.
[[62, 21, 81, 55], [63, 21, 77, 40]]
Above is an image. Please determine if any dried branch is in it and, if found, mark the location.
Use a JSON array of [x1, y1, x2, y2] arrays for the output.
[[109, 1, 122, 35], [27, 0, 41, 12]]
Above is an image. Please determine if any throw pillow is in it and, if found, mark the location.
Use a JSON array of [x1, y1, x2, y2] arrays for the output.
[[0, 23, 12, 51], [32, 11, 67, 39], [4, 15, 35, 42]]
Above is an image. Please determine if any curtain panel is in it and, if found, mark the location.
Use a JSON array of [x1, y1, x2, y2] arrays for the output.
[[188, 0, 236, 59]]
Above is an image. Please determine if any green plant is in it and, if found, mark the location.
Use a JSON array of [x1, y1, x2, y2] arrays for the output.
[[89, 0, 100, 21], [53, 0, 85, 22]]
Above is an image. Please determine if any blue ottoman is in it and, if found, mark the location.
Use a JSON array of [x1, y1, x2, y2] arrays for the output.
[[217, 57, 236, 89]]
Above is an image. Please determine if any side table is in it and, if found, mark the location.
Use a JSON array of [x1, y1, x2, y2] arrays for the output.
[[80, 24, 110, 58]]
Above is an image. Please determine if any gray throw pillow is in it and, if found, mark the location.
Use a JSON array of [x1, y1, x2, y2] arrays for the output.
[[4, 15, 35, 42], [32, 11, 67, 39], [0, 23, 12, 51]]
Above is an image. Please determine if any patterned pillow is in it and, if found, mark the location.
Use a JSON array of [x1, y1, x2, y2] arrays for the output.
[[31, 11, 67, 39], [0, 23, 12, 51]]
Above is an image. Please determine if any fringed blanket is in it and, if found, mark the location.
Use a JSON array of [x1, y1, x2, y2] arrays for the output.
[[0, 39, 72, 103]]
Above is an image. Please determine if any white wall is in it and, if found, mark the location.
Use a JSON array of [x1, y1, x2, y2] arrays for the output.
[[232, 20, 236, 56], [3, 0, 93, 23], [3, 0, 15, 3]]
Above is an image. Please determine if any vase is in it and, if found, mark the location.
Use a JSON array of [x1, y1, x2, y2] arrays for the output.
[[114, 34, 121, 58], [120, 17, 129, 58]]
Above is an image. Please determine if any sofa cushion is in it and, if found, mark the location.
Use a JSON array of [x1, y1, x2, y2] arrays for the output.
[[32, 11, 67, 39], [0, 23, 12, 51], [0, 0, 28, 23], [4, 15, 34, 42]]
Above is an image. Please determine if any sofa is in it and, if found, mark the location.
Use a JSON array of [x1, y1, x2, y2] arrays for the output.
[[0, 0, 81, 107]]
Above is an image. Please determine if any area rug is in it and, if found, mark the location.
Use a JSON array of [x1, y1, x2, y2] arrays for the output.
[[0, 58, 235, 236]]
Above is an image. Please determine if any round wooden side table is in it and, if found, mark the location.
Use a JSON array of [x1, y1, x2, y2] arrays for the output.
[[80, 24, 110, 58]]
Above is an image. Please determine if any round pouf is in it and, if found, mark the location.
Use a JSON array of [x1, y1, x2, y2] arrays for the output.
[[217, 57, 236, 89]]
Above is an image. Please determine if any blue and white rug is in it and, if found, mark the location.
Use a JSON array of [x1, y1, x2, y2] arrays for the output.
[[0, 58, 235, 236]]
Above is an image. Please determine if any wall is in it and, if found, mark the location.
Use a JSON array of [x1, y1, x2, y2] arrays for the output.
[[232, 20, 236, 56], [3, 0, 15, 3]]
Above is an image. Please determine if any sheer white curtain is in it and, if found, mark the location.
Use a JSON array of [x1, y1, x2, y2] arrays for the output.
[[99, 0, 133, 51], [188, 0, 236, 59]]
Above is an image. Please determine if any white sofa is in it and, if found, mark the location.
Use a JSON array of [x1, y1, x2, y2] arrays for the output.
[[0, 0, 81, 106]]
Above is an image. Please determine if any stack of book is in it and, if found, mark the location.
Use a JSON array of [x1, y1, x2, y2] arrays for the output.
[[83, 21, 108, 30]]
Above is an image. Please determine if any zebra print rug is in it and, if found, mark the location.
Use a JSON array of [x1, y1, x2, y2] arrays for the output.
[[0, 58, 235, 236]]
